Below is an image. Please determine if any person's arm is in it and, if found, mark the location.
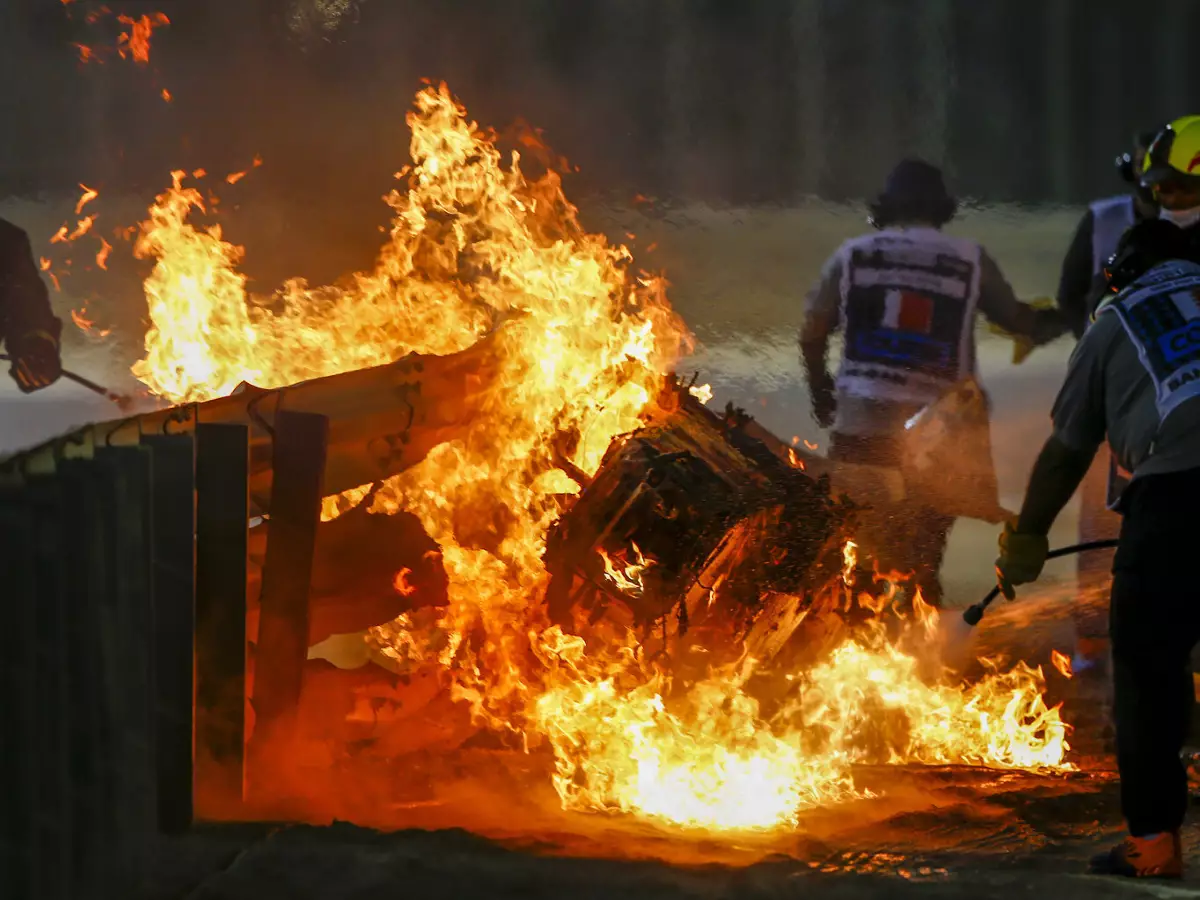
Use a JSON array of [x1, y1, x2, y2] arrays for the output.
[[0, 221, 62, 392], [995, 321, 1110, 597], [1014, 324, 1110, 533], [0, 223, 60, 348], [798, 253, 842, 427], [1014, 436, 1098, 535], [976, 249, 1069, 345], [1054, 209, 1097, 339]]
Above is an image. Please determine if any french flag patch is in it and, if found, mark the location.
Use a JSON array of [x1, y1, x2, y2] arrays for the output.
[[882, 289, 934, 333]]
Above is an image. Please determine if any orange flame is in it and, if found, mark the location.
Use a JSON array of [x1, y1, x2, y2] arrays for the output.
[[75, 183, 99, 215], [392, 568, 417, 597], [128, 83, 1071, 833], [39, 257, 61, 292], [70, 308, 93, 331], [117, 13, 170, 65], [599, 544, 653, 597], [842, 539, 857, 587], [96, 238, 112, 270], [52, 215, 97, 244], [225, 156, 262, 185], [1050, 649, 1073, 679]]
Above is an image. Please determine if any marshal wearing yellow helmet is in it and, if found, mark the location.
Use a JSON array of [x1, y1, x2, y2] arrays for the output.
[[1142, 115, 1200, 229]]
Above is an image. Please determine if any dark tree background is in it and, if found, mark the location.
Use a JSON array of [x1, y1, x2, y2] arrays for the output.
[[1, 0, 1195, 206]]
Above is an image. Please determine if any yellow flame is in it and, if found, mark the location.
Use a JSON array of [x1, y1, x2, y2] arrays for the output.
[[1050, 649, 1073, 680], [131, 82, 1071, 835], [600, 543, 652, 597]]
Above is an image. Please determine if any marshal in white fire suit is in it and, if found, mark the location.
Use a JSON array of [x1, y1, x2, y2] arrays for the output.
[[800, 225, 1065, 605]]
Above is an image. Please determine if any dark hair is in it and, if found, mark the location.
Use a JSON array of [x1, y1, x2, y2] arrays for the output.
[[869, 159, 957, 229], [1104, 219, 1200, 291]]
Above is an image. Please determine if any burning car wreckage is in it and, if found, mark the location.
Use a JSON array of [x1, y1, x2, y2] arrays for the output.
[[4, 83, 1072, 831]]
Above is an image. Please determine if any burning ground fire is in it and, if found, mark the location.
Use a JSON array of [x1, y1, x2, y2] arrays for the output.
[[123, 82, 1071, 834]]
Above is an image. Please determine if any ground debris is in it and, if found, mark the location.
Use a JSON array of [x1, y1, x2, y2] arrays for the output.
[[154, 769, 1200, 900]]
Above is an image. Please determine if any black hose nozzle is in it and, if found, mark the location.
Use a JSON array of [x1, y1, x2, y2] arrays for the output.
[[961, 603, 987, 626]]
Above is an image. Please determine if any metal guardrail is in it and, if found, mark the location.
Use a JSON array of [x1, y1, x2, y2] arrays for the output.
[[1, 430, 194, 897]]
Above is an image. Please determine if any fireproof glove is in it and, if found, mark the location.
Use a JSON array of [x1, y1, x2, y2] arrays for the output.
[[8, 330, 62, 394], [811, 376, 836, 429], [987, 296, 1057, 365], [994, 519, 1049, 601]]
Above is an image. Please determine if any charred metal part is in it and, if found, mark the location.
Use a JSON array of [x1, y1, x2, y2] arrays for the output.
[[2, 336, 501, 517], [251, 412, 329, 759], [194, 424, 250, 811], [544, 378, 856, 664]]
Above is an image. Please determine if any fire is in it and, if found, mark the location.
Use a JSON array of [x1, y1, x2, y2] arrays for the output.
[[1050, 649, 1073, 679], [117, 13, 170, 65], [599, 544, 653, 598], [130, 82, 1071, 834], [68, 7, 169, 66], [534, 596, 1069, 832], [51, 215, 96, 244], [392, 568, 417, 597], [76, 183, 99, 215], [39, 257, 60, 292], [226, 157, 262, 185]]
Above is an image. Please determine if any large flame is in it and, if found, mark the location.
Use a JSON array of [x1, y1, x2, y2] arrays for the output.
[[131, 83, 1070, 835], [533, 592, 1069, 832]]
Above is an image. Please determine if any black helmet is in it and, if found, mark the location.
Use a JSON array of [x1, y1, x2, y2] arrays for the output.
[[1115, 126, 1163, 189], [1102, 218, 1200, 293], [868, 159, 958, 229]]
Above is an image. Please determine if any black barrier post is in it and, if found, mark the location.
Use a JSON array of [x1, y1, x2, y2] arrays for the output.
[[95, 445, 156, 882], [194, 423, 250, 815], [143, 434, 197, 834], [250, 411, 328, 791], [27, 474, 73, 898], [0, 485, 36, 899], [58, 457, 118, 889]]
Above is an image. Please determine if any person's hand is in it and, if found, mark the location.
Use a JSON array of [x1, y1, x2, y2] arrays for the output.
[[811, 375, 836, 428], [8, 330, 62, 393], [987, 297, 1060, 364], [994, 519, 1049, 600]]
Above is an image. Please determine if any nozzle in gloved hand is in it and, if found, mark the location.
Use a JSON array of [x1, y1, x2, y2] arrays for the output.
[[994, 519, 1049, 600]]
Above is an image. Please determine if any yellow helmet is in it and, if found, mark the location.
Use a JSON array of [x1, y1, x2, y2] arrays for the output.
[[1140, 115, 1200, 189]]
